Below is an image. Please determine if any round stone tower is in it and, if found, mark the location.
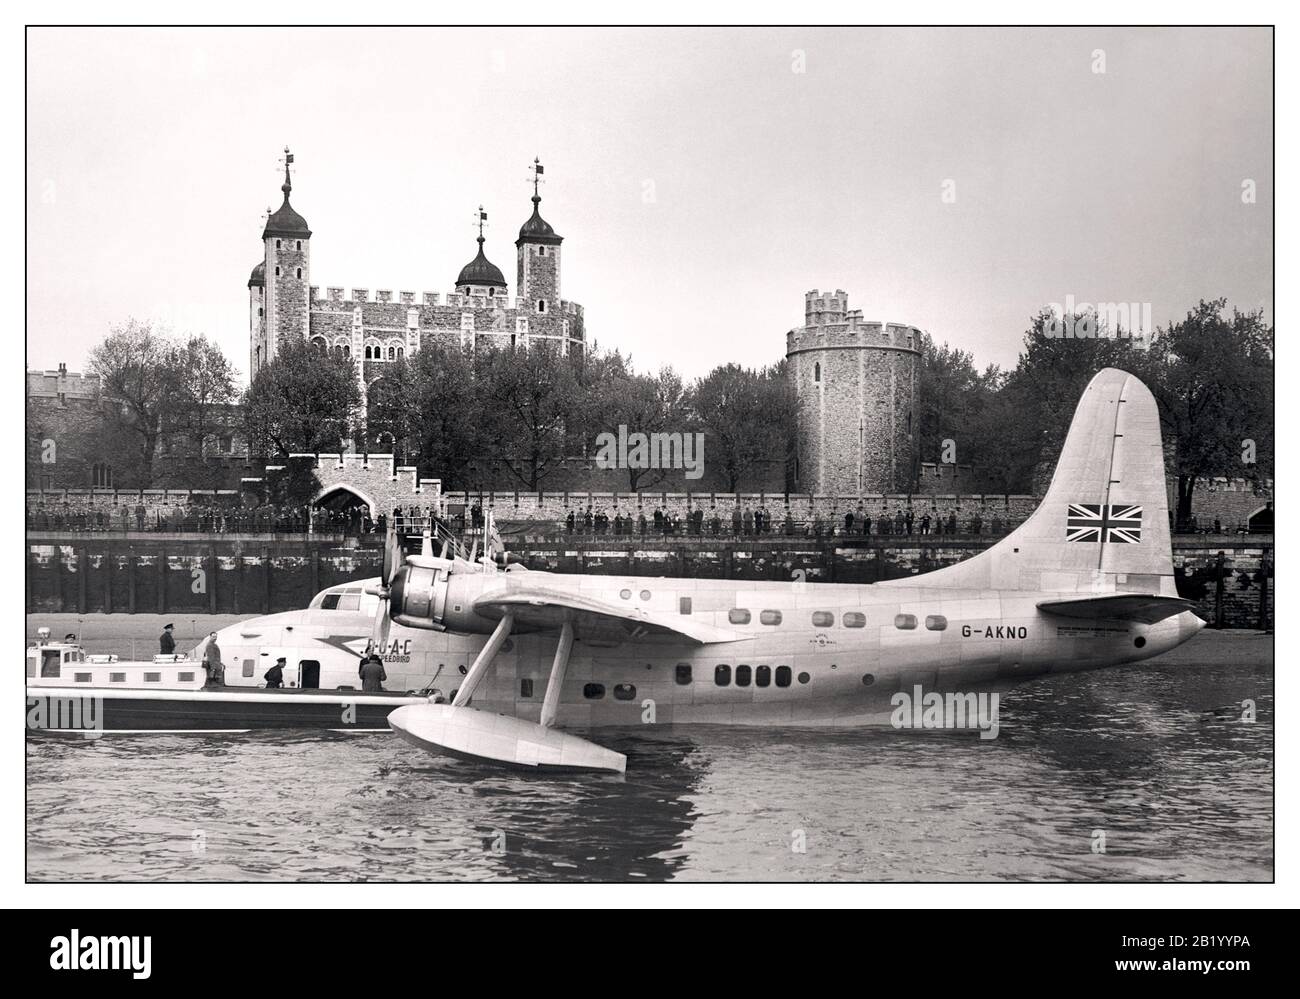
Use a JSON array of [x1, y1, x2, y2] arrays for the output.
[[786, 289, 921, 495]]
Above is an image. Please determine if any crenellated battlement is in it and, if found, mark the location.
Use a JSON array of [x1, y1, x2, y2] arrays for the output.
[[308, 287, 585, 321], [805, 288, 849, 326], [787, 318, 924, 354], [27, 364, 101, 401]]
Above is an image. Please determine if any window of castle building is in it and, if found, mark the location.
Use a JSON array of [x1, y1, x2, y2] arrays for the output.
[[388, 346, 396, 360], [537, 300, 547, 314], [296, 241, 302, 251], [814, 362, 821, 382], [275, 266, 281, 277], [276, 239, 281, 249], [258, 308, 264, 318], [296, 268, 302, 279], [538, 246, 546, 256], [397, 347, 404, 359]]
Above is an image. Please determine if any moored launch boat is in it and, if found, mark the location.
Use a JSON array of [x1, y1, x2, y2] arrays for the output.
[[25, 631, 426, 736]]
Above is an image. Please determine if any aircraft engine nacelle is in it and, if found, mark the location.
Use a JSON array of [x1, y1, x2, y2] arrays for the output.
[[388, 564, 452, 631], [387, 564, 497, 634]]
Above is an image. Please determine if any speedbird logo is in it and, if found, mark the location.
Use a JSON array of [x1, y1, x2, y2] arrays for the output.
[[49, 930, 151, 979]]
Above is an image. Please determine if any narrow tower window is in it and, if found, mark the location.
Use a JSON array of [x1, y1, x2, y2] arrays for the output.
[[814, 362, 821, 383], [537, 300, 547, 314]]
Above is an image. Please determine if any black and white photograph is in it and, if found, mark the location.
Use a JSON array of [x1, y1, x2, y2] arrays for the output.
[[14, 12, 1287, 930]]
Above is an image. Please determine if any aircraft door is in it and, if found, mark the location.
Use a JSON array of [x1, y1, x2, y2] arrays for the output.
[[300, 659, 321, 689]]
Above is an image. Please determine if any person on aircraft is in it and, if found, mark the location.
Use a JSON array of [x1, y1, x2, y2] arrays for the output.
[[264, 657, 286, 689]]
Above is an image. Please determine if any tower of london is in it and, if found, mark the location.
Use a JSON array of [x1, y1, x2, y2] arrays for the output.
[[787, 289, 921, 495], [247, 151, 586, 414]]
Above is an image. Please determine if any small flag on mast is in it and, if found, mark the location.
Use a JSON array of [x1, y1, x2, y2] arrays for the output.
[[286, 152, 294, 164], [535, 163, 544, 175]]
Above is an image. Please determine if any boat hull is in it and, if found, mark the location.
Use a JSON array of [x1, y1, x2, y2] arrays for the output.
[[25, 686, 427, 735]]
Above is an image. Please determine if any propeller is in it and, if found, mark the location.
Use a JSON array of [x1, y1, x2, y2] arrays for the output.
[[367, 526, 404, 656]]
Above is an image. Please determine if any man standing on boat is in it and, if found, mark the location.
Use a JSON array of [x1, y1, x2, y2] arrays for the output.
[[159, 623, 175, 655], [203, 632, 224, 687], [359, 654, 387, 693]]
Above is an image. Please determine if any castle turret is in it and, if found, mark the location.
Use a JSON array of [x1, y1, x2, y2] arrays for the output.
[[787, 289, 921, 494], [516, 158, 563, 318], [248, 260, 266, 378], [260, 147, 311, 370], [456, 206, 508, 298]]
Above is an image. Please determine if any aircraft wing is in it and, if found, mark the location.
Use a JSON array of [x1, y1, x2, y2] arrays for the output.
[[1037, 593, 1201, 624], [472, 587, 744, 645]]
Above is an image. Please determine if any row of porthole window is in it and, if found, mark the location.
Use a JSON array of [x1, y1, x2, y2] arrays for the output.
[[74, 672, 186, 683], [714, 664, 805, 688], [728, 609, 948, 631], [517, 663, 809, 700]]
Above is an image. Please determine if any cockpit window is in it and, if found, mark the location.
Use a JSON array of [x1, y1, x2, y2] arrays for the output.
[[321, 594, 341, 610], [337, 594, 361, 611]]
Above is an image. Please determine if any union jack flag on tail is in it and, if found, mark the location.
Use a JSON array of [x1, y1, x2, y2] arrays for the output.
[[1066, 503, 1143, 544]]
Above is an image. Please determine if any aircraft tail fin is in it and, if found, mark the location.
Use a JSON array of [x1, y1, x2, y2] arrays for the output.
[[897, 367, 1175, 595]]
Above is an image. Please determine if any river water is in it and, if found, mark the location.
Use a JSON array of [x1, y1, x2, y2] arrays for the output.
[[26, 634, 1272, 882]]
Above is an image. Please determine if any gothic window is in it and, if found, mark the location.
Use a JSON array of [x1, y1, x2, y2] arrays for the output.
[[364, 345, 371, 360], [342, 345, 350, 358], [388, 346, 396, 360], [396, 347, 404, 359], [311, 337, 326, 352]]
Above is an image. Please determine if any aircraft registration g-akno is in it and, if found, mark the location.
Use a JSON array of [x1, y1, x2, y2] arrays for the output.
[[199, 368, 1204, 772]]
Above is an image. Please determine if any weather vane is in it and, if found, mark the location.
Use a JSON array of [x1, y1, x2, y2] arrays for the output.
[[529, 157, 544, 198], [475, 205, 488, 239]]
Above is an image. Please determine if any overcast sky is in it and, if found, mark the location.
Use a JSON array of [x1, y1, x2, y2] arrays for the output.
[[26, 26, 1272, 384]]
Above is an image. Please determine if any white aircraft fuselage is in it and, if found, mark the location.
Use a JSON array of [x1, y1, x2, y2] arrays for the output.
[[206, 570, 1204, 729]]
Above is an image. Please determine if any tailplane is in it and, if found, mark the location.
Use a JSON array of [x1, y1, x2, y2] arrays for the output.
[[897, 368, 1175, 595]]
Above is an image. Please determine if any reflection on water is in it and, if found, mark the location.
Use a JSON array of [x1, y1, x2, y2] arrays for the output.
[[27, 649, 1272, 882]]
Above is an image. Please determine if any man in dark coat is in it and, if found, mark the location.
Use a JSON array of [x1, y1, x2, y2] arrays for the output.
[[159, 624, 176, 655], [203, 632, 224, 687], [359, 654, 387, 692], [264, 657, 286, 689]]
